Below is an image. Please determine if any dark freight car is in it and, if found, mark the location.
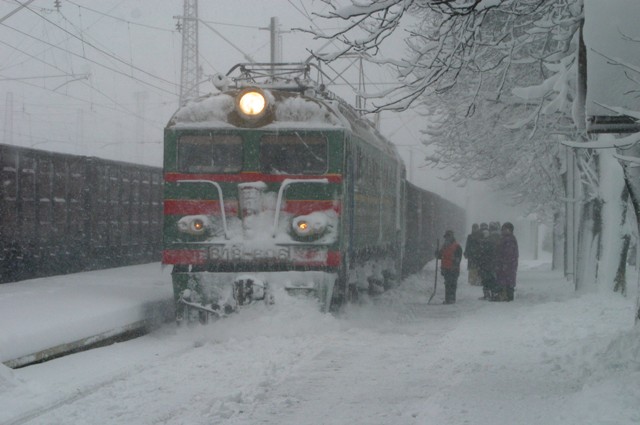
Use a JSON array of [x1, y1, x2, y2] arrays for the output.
[[402, 182, 466, 277], [0, 144, 162, 283]]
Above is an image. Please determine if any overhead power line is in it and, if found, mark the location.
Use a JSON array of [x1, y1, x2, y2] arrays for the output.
[[0, 56, 166, 129], [0, 33, 168, 129], [19, 4, 178, 89], [65, 0, 175, 33], [0, 73, 88, 81], [1, 22, 177, 96], [197, 17, 256, 64], [0, 0, 35, 24], [1, 73, 168, 129]]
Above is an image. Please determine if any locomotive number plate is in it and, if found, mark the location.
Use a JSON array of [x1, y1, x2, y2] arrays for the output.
[[209, 245, 290, 261]]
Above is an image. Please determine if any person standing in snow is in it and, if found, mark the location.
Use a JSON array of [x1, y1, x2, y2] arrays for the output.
[[488, 222, 501, 250], [494, 222, 519, 301], [476, 223, 497, 300], [436, 230, 463, 304], [464, 223, 481, 286]]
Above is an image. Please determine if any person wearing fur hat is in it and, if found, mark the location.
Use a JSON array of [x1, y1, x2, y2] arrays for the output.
[[464, 223, 481, 286], [477, 224, 497, 300], [494, 222, 519, 301]]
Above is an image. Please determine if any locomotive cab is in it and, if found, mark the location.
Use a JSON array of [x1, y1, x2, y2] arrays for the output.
[[163, 67, 349, 321]]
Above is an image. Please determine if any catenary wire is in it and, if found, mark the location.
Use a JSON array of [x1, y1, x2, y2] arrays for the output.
[[1, 21, 178, 96], [19, 3, 178, 89]]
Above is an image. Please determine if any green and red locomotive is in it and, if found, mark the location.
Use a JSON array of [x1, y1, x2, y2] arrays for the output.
[[163, 63, 464, 322]]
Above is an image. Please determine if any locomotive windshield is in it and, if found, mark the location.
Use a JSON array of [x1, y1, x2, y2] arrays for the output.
[[177, 134, 242, 173], [259, 133, 327, 174]]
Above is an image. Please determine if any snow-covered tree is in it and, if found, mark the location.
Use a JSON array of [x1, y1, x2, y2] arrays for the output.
[[308, 0, 637, 301], [307, 0, 580, 215]]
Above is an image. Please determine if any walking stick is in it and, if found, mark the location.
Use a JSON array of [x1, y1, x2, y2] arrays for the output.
[[428, 238, 440, 304]]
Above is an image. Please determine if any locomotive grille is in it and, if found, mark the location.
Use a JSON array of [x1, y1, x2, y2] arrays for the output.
[[238, 181, 267, 238]]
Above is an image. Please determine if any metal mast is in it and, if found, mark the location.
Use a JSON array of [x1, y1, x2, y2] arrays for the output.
[[270, 17, 281, 78], [179, 0, 199, 104]]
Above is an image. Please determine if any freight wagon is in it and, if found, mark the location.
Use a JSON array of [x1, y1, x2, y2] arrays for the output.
[[0, 144, 163, 283]]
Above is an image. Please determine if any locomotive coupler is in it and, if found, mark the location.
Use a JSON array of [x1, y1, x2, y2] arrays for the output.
[[233, 275, 273, 306]]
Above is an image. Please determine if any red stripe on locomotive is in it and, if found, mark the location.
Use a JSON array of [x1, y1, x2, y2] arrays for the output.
[[162, 249, 341, 267], [163, 249, 208, 265], [164, 172, 342, 184], [163, 200, 239, 215]]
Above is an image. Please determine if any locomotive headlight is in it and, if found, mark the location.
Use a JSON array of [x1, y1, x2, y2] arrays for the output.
[[292, 213, 330, 238], [293, 219, 312, 236], [178, 215, 212, 236], [192, 219, 204, 231], [237, 88, 267, 118]]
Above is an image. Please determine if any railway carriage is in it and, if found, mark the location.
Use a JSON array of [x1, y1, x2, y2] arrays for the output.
[[163, 63, 464, 322], [0, 144, 163, 283]]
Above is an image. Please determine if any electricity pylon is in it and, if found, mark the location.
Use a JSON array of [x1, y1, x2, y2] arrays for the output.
[[178, 0, 200, 105]]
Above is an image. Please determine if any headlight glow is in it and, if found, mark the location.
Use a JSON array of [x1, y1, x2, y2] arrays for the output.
[[295, 220, 310, 235], [237, 89, 266, 117], [177, 215, 212, 236], [292, 213, 330, 238]]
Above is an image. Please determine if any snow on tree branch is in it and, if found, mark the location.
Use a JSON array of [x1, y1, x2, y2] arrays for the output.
[[307, 0, 584, 218], [307, 0, 579, 112]]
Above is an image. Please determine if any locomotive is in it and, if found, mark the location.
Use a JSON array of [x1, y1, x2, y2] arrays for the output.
[[163, 63, 464, 322]]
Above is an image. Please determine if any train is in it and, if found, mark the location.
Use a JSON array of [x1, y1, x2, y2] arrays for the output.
[[163, 63, 465, 322], [0, 144, 163, 283]]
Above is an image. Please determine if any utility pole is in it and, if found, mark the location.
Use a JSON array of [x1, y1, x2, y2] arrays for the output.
[[357, 55, 365, 111], [135, 91, 147, 163], [270, 17, 281, 77], [178, 0, 200, 105], [260, 17, 282, 78], [571, 18, 589, 290], [76, 108, 84, 155], [3, 92, 13, 145]]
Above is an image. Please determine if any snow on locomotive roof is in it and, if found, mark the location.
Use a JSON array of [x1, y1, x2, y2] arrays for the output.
[[275, 96, 341, 125], [172, 93, 236, 125], [167, 87, 400, 157], [168, 89, 341, 129]]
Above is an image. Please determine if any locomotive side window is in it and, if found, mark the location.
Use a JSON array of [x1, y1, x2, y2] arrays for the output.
[[259, 133, 327, 174], [178, 134, 242, 173]]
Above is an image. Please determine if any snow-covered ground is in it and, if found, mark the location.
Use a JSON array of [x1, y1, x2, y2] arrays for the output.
[[1, 256, 639, 425], [0, 263, 174, 365]]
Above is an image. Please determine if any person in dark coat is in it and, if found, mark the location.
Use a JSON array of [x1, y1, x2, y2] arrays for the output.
[[436, 230, 463, 304], [494, 222, 519, 301], [464, 223, 481, 285], [476, 224, 497, 300], [488, 222, 501, 249]]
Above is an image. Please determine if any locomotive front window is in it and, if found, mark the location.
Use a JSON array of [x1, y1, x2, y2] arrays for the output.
[[259, 134, 327, 174], [178, 135, 242, 173]]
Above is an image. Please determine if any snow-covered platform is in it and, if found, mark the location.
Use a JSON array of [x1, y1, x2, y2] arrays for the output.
[[0, 263, 174, 368]]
